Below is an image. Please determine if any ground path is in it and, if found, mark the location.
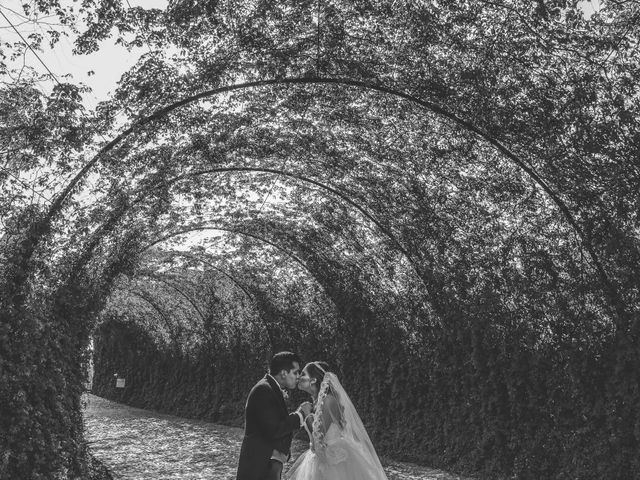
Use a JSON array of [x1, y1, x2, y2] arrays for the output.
[[83, 394, 471, 480]]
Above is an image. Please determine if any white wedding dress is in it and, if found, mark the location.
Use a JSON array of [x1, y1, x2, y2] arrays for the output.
[[286, 372, 388, 480]]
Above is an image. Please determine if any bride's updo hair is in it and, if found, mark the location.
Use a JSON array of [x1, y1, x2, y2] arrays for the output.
[[305, 361, 330, 390]]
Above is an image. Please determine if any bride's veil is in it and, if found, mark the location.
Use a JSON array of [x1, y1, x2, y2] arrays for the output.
[[314, 371, 386, 471]]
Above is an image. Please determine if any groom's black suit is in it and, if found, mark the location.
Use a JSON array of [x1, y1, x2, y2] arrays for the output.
[[236, 374, 302, 480]]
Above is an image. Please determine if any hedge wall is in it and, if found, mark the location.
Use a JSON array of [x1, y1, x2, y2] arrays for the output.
[[92, 298, 640, 480]]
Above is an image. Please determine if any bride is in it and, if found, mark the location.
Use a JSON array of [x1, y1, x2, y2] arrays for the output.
[[286, 361, 389, 480]]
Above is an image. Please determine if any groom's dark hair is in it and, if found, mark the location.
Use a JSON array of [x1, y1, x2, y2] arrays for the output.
[[270, 351, 301, 375]]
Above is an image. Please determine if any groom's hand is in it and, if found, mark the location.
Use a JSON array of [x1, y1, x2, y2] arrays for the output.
[[299, 401, 313, 416]]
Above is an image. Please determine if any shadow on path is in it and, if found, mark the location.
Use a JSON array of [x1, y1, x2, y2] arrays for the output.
[[83, 394, 471, 480]]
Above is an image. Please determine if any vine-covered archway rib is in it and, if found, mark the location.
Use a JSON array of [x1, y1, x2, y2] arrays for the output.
[[174, 166, 414, 261], [118, 288, 181, 341], [138, 273, 207, 322], [41, 76, 613, 312], [170, 253, 255, 301], [150, 252, 255, 301], [64, 165, 430, 313], [141, 225, 310, 276]]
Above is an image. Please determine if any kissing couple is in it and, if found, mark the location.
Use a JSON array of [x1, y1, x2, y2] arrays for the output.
[[235, 351, 389, 480]]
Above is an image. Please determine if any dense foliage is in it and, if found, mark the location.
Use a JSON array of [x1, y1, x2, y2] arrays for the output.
[[1, 0, 639, 478]]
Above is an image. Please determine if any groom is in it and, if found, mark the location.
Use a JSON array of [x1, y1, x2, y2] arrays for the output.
[[236, 351, 313, 480]]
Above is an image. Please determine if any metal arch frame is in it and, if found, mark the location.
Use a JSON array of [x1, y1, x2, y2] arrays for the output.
[[29, 75, 617, 319], [137, 272, 207, 322], [170, 166, 415, 263], [142, 250, 256, 301], [142, 251, 255, 302], [65, 165, 421, 294], [138, 223, 347, 324], [45, 78, 601, 273], [113, 288, 180, 342], [140, 225, 311, 278], [139, 249, 299, 349], [110, 285, 228, 345]]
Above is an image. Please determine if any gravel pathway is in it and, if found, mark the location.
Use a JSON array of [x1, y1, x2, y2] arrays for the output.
[[83, 394, 471, 480]]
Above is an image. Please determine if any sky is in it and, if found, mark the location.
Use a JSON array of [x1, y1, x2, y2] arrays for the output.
[[1, 0, 602, 109], [0, 0, 168, 107]]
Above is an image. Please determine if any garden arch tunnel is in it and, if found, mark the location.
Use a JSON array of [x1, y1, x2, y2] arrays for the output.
[[25, 77, 616, 311], [20, 76, 625, 347], [6, 73, 627, 383], [4, 4, 639, 479], [21, 77, 624, 368], [131, 223, 344, 347]]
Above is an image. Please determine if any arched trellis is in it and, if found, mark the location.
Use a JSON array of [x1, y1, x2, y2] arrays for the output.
[[138, 224, 348, 322], [138, 250, 284, 349], [67, 164, 431, 306], [84, 208, 335, 350], [139, 223, 333, 327], [141, 226, 311, 277], [144, 251, 255, 301], [28, 76, 619, 322], [171, 166, 416, 265], [54, 161, 441, 355], [114, 288, 182, 342], [137, 272, 207, 322], [132, 285, 201, 333]]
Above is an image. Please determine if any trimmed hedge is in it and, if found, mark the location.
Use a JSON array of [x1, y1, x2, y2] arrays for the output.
[[0, 209, 140, 480], [0, 312, 90, 479], [93, 299, 640, 480]]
